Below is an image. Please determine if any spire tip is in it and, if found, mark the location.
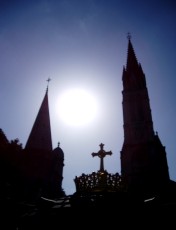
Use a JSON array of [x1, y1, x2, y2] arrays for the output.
[[127, 32, 131, 41], [46, 77, 51, 91]]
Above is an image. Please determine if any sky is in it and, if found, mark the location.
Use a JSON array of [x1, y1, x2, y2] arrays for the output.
[[0, 0, 176, 195]]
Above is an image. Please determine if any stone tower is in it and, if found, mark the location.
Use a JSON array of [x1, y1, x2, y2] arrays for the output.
[[120, 36, 170, 197]]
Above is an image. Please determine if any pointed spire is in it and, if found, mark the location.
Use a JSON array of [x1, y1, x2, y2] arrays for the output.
[[25, 84, 52, 152], [126, 33, 138, 71]]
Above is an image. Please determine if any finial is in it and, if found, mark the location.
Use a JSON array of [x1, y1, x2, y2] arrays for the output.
[[46, 77, 51, 91], [127, 32, 131, 41], [99, 143, 104, 149], [58, 142, 60, 147]]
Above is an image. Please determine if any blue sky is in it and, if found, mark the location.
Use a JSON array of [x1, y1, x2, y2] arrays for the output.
[[0, 0, 176, 195]]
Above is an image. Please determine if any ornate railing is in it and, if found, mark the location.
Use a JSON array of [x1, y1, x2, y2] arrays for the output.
[[74, 170, 125, 193]]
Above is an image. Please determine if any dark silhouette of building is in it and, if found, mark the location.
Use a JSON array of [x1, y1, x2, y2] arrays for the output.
[[24, 85, 65, 199], [25, 86, 52, 152], [120, 35, 170, 198]]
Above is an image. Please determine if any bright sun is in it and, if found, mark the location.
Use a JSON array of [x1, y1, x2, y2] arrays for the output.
[[56, 88, 98, 126]]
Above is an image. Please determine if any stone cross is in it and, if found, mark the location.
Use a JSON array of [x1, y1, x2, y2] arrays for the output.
[[92, 143, 112, 172]]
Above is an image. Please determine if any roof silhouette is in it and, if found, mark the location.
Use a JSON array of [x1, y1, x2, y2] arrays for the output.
[[25, 87, 52, 152]]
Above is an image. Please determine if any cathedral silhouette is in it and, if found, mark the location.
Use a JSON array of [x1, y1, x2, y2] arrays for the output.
[[121, 36, 170, 198], [0, 37, 176, 227]]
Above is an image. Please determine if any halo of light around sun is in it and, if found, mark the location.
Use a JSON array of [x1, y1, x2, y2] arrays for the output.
[[56, 88, 98, 127]]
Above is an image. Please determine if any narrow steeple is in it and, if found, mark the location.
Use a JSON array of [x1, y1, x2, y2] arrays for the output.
[[122, 36, 154, 144], [126, 33, 138, 71], [123, 34, 146, 90], [121, 36, 170, 197], [25, 81, 52, 152]]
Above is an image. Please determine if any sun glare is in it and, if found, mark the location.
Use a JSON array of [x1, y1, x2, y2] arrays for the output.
[[56, 88, 98, 126]]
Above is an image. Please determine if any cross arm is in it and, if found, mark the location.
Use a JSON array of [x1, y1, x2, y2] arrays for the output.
[[106, 151, 112, 156], [92, 152, 98, 157]]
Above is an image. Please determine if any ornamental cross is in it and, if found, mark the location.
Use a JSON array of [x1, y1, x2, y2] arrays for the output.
[[46, 77, 51, 90], [92, 143, 112, 172]]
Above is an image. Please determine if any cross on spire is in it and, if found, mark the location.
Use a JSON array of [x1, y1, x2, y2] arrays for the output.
[[92, 143, 112, 172], [46, 77, 51, 91], [127, 32, 131, 41]]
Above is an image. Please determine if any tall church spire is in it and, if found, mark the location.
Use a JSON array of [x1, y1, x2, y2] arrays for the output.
[[121, 37, 170, 198], [25, 85, 52, 152], [122, 36, 154, 144]]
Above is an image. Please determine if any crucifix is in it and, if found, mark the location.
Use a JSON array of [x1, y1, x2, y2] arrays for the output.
[[92, 143, 112, 172], [46, 77, 51, 90]]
